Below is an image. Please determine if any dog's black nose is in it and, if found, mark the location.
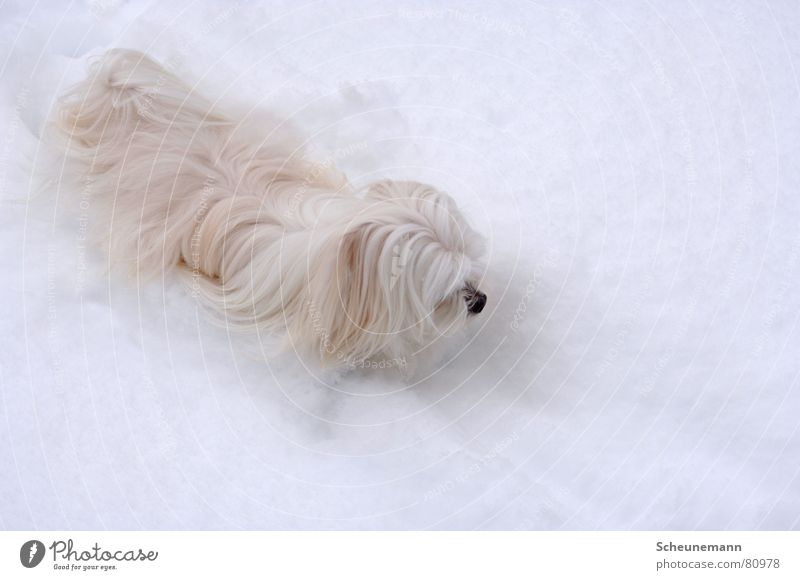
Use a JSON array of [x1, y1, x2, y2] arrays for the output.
[[467, 291, 487, 315]]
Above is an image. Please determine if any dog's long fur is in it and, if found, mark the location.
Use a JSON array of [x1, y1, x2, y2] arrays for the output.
[[49, 49, 486, 369]]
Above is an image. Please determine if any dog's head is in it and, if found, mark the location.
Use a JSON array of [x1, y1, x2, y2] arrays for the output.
[[310, 180, 487, 368]]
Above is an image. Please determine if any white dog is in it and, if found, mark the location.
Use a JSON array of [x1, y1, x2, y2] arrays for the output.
[[50, 49, 487, 370]]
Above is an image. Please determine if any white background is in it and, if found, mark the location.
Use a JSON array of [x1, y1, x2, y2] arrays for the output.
[[1, 0, 799, 529]]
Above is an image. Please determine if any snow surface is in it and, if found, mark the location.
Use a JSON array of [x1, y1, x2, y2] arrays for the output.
[[1, 0, 799, 530]]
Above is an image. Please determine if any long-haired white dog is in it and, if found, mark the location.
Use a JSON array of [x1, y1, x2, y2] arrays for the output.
[[50, 49, 487, 370]]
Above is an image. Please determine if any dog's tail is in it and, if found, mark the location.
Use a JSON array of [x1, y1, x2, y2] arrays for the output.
[[50, 49, 228, 168]]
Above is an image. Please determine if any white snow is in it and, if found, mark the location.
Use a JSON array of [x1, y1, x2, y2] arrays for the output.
[[1, 0, 799, 529]]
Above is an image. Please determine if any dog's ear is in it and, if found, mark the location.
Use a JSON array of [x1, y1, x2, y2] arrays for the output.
[[180, 195, 268, 281], [336, 222, 379, 330], [319, 219, 416, 362]]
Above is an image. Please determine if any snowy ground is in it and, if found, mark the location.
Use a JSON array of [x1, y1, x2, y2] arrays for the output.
[[1, 0, 799, 530]]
